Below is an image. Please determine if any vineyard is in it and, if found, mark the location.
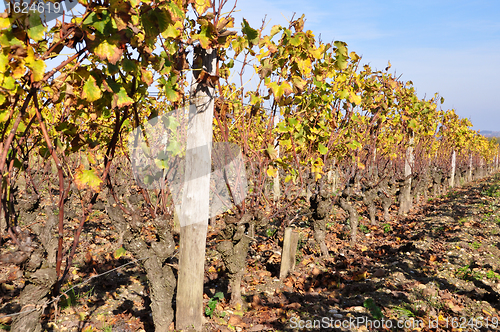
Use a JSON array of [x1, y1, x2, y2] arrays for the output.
[[0, 0, 499, 331]]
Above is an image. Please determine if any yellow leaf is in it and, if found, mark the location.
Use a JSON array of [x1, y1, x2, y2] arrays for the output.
[[94, 39, 123, 65], [25, 47, 46, 82], [82, 75, 102, 102], [193, 0, 211, 15], [74, 165, 103, 192], [266, 166, 277, 177], [349, 91, 361, 105], [353, 270, 367, 281], [0, 17, 12, 29], [141, 68, 154, 85]]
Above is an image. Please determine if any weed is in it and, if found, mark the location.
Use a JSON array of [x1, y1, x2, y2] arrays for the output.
[[458, 217, 467, 225], [392, 305, 415, 318], [469, 241, 481, 250], [266, 227, 277, 238], [486, 270, 500, 280], [455, 265, 482, 281], [295, 250, 303, 265], [205, 292, 224, 318], [359, 224, 370, 234], [482, 185, 500, 197], [382, 223, 392, 233], [60, 286, 94, 309], [434, 226, 444, 232], [60, 288, 78, 308], [363, 298, 384, 320]]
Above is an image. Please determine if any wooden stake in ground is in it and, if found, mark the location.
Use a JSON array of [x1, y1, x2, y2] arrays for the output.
[[176, 46, 216, 331], [399, 135, 414, 215], [450, 149, 456, 188], [280, 227, 299, 279]]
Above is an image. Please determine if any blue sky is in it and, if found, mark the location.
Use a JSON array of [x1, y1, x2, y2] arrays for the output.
[[1, 1, 498, 131], [232, 0, 500, 132]]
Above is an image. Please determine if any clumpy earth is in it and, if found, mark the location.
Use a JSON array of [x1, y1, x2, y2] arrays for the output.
[[2, 173, 500, 331]]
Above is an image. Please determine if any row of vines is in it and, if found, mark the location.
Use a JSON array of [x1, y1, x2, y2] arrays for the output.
[[0, 0, 499, 330]]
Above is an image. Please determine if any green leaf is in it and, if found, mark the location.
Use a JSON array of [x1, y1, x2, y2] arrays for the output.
[[242, 19, 258, 45], [290, 34, 301, 46], [112, 86, 133, 108], [155, 9, 172, 34], [25, 50, 46, 82], [92, 11, 112, 35], [166, 140, 182, 155], [74, 166, 103, 192], [94, 38, 123, 64], [163, 76, 180, 102], [408, 119, 417, 130], [27, 13, 46, 41], [347, 140, 362, 150], [194, 24, 212, 49], [2, 76, 16, 91], [82, 75, 102, 102], [265, 144, 277, 160], [166, 1, 184, 21], [122, 59, 137, 73], [114, 246, 126, 259], [363, 298, 384, 320], [337, 89, 349, 99], [333, 41, 348, 56], [0, 52, 8, 72], [0, 30, 22, 47], [277, 122, 290, 133], [269, 81, 292, 99], [270, 25, 281, 38], [162, 22, 181, 39], [165, 115, 180, 131], [288, 117, 299, 128], [0, 109, 9, 122], [318, 143, 328, 155]]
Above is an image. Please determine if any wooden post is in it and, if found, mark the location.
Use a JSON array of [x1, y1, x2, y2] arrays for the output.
[[450, 150, 456, 188], [480, 157, 484, 178], [279, 227, 299, 279], [176, 46, 216, 331], [468, 153, 473, 182], [399, 135, 413, 215]]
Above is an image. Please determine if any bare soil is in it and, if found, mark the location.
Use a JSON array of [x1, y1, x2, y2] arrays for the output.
[[2, 173, 500, 331]]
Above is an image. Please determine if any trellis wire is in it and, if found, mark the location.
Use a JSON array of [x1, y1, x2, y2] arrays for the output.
[[0, 255, 152, 319]]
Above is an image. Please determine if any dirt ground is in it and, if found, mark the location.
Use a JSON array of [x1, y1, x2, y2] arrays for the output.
[[2, 172, 500, 331]]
